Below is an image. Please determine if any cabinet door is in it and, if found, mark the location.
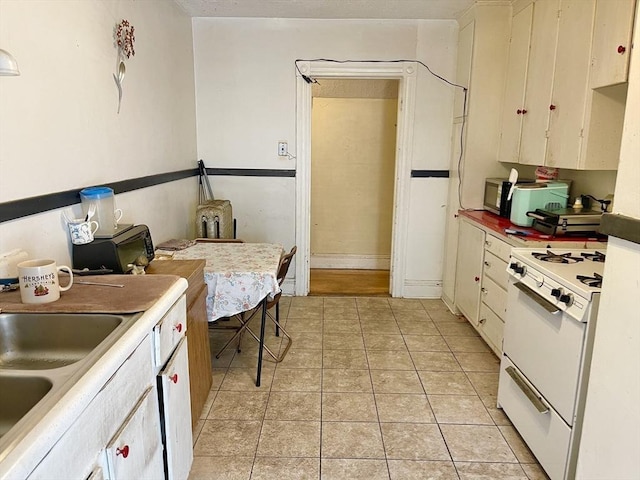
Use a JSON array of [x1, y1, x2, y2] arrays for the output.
[[159, 337, 193, 480], [519, 0, 560, 166], [498, 2, 534, 164], [546, 0, 597, 169], [105, 387, 164, 480], [454, 219, 485, 325], [590, 0, 636, 88]]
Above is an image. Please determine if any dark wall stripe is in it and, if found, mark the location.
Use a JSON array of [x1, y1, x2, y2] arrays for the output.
[[600, 213, 640, 245], [0, 167, 296, 223], [206, 168, 296, 177], [411, 170, 449, 178]]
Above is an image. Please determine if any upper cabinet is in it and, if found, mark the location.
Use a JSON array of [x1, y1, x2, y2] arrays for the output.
[[498, 0, 635, 170], [590, 0, 636, 89]]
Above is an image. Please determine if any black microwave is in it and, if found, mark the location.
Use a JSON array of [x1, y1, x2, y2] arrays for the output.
[[72, 224, 155, 273], [483, 178, 535, 218]]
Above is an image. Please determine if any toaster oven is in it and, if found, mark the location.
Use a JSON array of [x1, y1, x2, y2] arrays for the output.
[[72, 224, 155, 273]]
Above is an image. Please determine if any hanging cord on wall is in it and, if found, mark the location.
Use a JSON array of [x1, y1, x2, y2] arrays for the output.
[[294, 58, 469, 211]]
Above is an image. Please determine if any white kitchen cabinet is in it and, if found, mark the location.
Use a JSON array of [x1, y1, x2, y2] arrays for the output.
[[500, 0, 627, 170], [25, 295, 192, 480], [454, 217, 486, 325], [590, 0, 636, 89], [154, 296, 193, 480], [105, 387, 165, 480], [158, 337, 193, 480], [27, 336, 160, 480], [497, 1, 534, 164], [518, 0, 560, 167]]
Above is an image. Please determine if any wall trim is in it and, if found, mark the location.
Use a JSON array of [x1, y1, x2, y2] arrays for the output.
[[402, 279, 443, 299], [0, 167, 296, 223], [295, 61, 417, 297], [310, 254, 391, 270], [411, 170, 450, 178]]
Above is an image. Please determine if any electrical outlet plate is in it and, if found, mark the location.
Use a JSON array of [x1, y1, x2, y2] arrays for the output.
[[278, 142, 287, 156]]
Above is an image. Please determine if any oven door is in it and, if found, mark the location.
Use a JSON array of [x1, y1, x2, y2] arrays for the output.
[[501, 278, 586, 425]]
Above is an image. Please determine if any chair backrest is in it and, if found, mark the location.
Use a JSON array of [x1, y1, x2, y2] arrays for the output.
[[277, 246, 297, 287]]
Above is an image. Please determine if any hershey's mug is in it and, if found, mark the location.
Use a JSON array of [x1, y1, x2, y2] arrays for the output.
[[17, 259, 73, 304]]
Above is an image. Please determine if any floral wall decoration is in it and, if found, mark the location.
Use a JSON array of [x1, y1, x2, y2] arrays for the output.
[[113, 19, 135, 113]]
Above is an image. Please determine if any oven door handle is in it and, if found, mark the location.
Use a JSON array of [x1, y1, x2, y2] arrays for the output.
[[505, 366, 550, 414], [514, 282, 561, 315]]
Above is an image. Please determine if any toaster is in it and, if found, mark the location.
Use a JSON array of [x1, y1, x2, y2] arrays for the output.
[[72, 224, 155, 273]]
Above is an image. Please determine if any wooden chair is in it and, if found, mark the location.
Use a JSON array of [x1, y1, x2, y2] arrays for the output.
[[215, 246, 296, 363]]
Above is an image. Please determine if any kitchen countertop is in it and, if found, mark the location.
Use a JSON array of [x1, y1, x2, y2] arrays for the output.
[[459, 210, 608, 247], [0, 275, 188, 479]]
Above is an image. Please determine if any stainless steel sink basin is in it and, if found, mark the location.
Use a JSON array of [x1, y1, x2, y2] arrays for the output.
[[0, 313, 125, 370], [0, 375, 53, 438]]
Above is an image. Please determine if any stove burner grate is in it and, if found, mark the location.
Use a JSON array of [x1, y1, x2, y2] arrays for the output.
[[577, 273, 603, 288], [532, 250, 585, 264], [581, 251, 606, 262]]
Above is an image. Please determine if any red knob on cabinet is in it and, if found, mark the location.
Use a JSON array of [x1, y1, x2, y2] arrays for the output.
[[517, 109, 522, 114], [170, 373, 179, 384], [549, 104, 556, 111], [116, 445, 130, 458], [618, 45, 626, 54], [517, 109, 528, 114], [174, 323, 183, 333], [474, 276, 480, 282]]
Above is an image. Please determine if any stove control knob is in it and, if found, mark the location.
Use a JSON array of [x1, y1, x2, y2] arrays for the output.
[[509, 262, 525, 274], [551, 288, 562, 298], [559, 293, 574, 306]]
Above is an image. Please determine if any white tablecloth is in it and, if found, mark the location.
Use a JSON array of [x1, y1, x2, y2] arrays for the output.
[[167, 242, 283, 321]]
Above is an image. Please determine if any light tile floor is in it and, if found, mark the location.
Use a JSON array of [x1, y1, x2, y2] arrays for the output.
[[189, 297, 549, 480]]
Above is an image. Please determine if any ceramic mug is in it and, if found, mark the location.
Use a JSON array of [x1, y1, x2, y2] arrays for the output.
[[68, 220, 99, 245], [17, 259, 73, 304]]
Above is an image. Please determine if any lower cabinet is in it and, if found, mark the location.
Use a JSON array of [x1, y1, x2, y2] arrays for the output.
[[105, 387, 165, 479], [26, 295, 193, 480], [158, 337, 193, 480], [454, 217, 486, 325]]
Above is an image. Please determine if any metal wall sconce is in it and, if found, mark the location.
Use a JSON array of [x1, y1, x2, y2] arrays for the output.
[[0, 49, 20, 76]]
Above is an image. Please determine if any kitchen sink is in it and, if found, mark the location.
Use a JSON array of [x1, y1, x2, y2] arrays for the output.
[[0, 375, 53, 439], [0, 313, 126, 370]]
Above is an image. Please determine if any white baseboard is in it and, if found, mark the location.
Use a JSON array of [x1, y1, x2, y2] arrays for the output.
[[400, 280, 442, 299], [281, 278, 295, 296], [310, 254, 390, 270]]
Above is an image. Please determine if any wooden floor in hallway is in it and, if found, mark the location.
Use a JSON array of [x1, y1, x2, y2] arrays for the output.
[[309, 269, 390, 296]]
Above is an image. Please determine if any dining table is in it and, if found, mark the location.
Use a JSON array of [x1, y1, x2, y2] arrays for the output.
[[159, 241, 283, 386]]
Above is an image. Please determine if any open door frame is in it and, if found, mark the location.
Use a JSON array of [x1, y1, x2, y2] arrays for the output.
[[295, 61, 417, 296]]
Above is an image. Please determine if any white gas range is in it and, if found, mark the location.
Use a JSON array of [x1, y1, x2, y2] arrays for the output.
[[497, 248, 604, 480]]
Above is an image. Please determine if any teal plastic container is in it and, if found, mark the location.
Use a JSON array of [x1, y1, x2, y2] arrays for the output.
[[509, 182, 570, 227]]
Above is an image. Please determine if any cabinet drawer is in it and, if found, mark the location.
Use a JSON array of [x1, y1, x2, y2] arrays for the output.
[[479, 303, 504, 356], [28, 336, 154, 480], [153, 295, 187, 368], [481, 276, 507, 318], [484, 234, 512, 261], [483, 251, 509, 289], [498, 356, 571, 480]]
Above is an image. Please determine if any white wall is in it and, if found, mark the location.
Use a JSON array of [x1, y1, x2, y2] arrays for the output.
[[192, 18, 458, 296], [576, 1, 640, 476], [0, 0, 197, 262]]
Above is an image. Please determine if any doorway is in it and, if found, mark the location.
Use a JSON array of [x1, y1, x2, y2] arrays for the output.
[[309, 78, 398, 295], [295, 61, 418, 296]]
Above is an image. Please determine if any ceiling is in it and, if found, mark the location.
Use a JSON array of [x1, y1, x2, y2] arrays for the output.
[[173, 0, 478, 20]]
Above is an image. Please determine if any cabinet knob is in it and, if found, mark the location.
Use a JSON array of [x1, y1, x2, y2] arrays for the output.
[[516, 109, 527, 115], [481, 287, 488, 295], [116, 445, 130, 458], [549, 104, 557, 111], [174, 323, 183, 333], [484, 261, 491, 267], [474, 276, 480, 282], [618, 45, 626, 54], [479, 318, 486, 325], [170, 373, 179, 384]]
